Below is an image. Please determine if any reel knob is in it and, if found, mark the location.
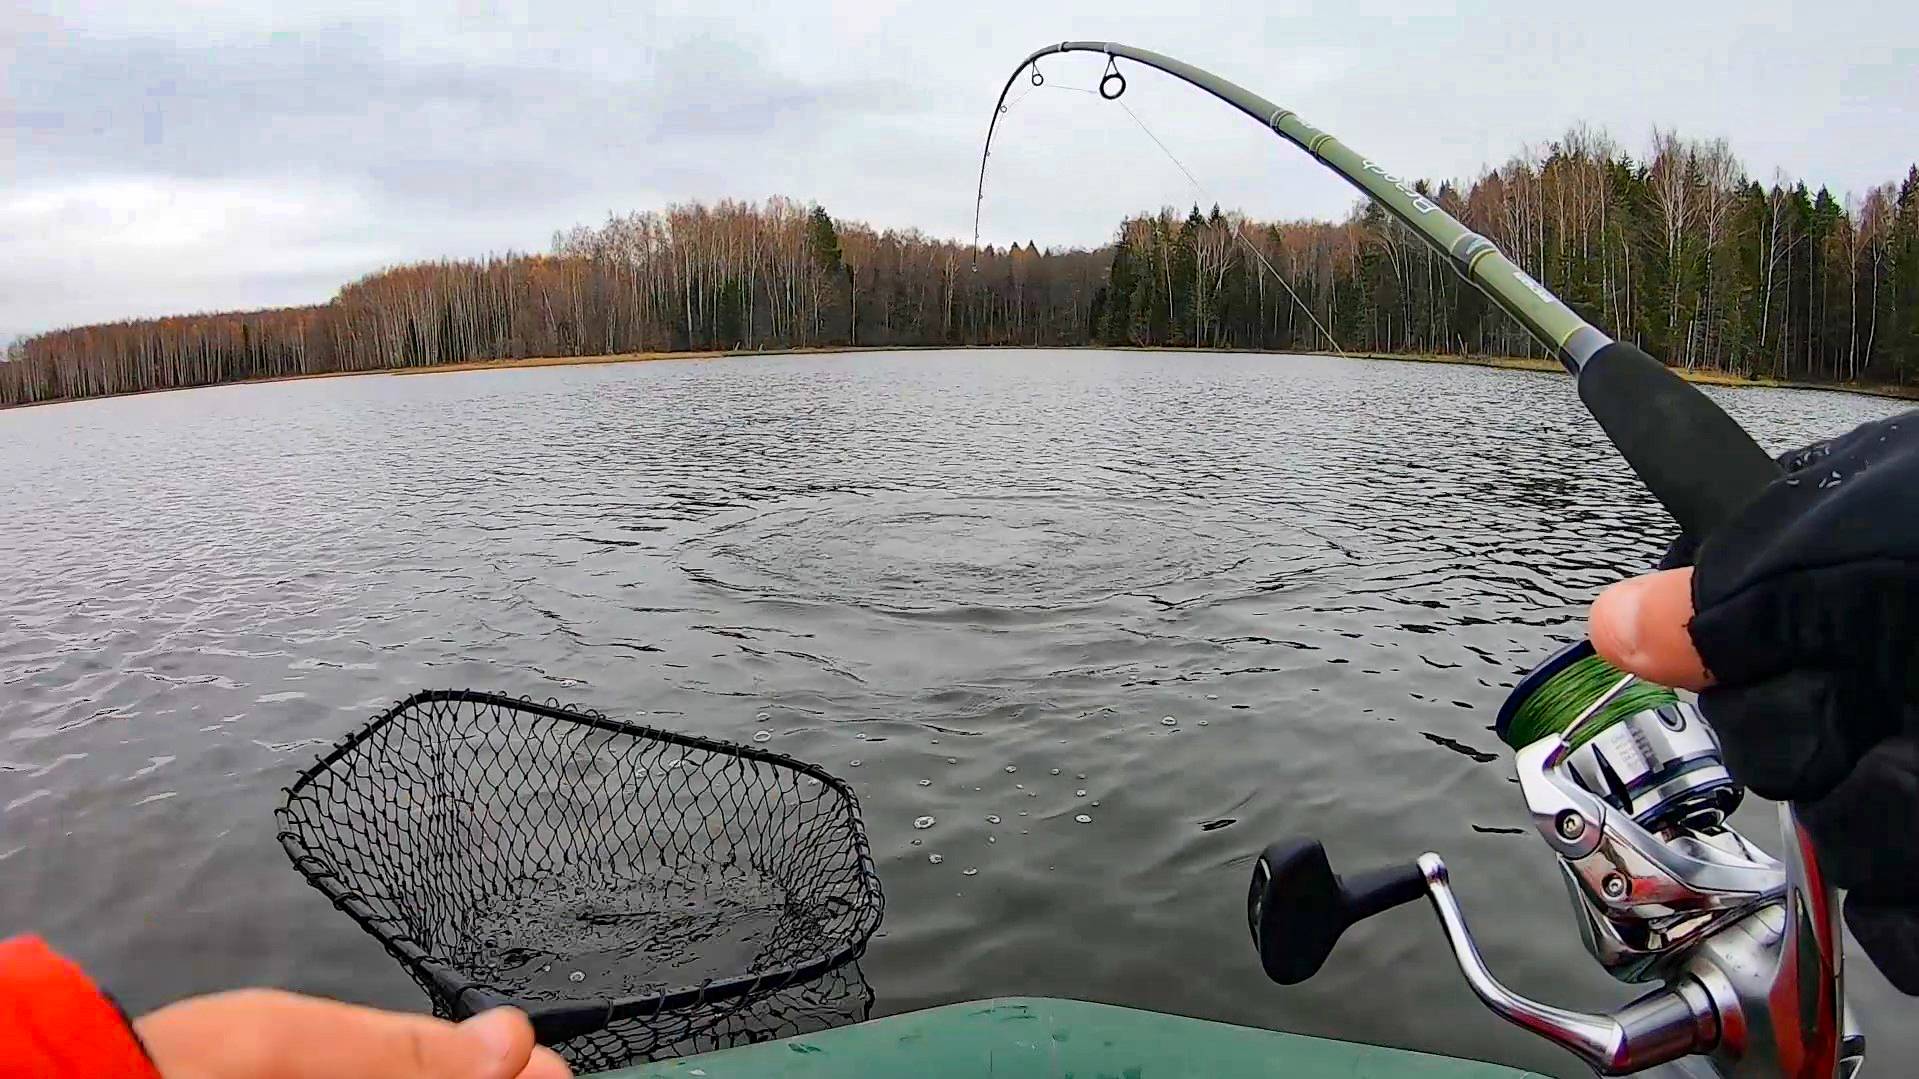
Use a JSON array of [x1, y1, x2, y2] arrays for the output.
[[1247, 838, 1427, 984]]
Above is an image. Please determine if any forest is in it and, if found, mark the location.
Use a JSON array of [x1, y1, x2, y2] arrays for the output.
[[5, 127, 1917, 407]]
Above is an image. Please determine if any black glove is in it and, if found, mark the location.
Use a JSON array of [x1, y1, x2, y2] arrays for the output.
[[1661, 410, 1919, 993]]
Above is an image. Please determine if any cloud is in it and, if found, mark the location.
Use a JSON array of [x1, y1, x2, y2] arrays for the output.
[[2, 0, 1916, 341]]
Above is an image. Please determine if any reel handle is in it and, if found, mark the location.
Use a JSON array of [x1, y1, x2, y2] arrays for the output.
[[1246, 838, 1425, 985]]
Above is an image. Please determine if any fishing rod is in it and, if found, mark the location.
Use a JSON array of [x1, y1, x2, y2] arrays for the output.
[[976, 41, 1776, 544], [981, 43, 1858, 1078]]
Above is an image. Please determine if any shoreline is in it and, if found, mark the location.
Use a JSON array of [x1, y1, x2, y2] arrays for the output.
[[6, 344, 1915, 411]]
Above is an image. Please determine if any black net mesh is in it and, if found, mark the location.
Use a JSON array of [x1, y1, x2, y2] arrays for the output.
[[277, 690, 883, 1071]]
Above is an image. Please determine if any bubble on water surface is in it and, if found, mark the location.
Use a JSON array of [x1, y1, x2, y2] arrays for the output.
[[913, 815, 936, 830], [986, 815, 1000, 824], [1004, 765, 1017, 773], [928, 854, 944, 864], [917, 779, 932, 787], [569, 971, 585, 983], [1161, 716, 1177, 726], [1075, 814, 1093, 824], [962, 867, 978, 876], [849, 760, 862, 767], [752, 731, 771, 743], [1049, 768, 1061, 775]]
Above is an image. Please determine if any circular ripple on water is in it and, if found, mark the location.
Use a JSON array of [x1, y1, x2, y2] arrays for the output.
[[677, 492, 1343, 613]]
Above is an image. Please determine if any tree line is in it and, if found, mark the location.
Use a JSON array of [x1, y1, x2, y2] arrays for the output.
[[5, 127, 1916, 407]]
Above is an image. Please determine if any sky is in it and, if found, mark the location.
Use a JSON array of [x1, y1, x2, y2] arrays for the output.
[[3, 0, 1915, 343]]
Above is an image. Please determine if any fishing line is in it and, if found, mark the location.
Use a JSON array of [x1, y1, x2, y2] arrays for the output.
[[1108, 97, 1346, 358], [1501, 653, 1677, 751], [974, 60, 1345, 357]]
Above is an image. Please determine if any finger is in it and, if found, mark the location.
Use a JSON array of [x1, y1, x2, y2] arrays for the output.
[[137, 992, 547, 1079], [1792, 732, 1919, 890], [1843, 895, 1919, 997], [1699, 672, 1867, 801], [1588, 568, 1711, 691], [523, 1046, 574, 1079]]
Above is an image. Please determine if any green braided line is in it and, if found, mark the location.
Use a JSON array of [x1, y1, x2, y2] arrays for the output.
[[1502, 654, 1678, 751]]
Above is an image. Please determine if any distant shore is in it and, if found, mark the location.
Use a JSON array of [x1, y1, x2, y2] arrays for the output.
[[7, 344, 1916, 411], [357, 344, 1919, 402]]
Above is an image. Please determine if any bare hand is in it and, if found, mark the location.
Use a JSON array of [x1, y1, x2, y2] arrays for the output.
[[135, 991, 572, 1079]]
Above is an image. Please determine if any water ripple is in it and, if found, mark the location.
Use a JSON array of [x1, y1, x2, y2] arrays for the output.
[[0, 349, 1904, 1074]]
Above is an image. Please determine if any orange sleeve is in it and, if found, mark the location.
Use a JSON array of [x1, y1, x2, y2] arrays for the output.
[[0, 935, 162, 1078]]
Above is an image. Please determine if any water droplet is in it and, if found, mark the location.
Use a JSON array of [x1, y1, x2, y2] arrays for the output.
[[1015, 783, 1025, 789], [974, 786, 982, 791], [1076, 790, 1088, 797], [928, 853, 944, 864], [986, 815, 1001, 824], [849, 759, 862, 767], [1049, 768, 1061, 775], [569, 970, 586, 983], [1004, 765, 1018, 773], [962, 867, 979, 876], [752, 730, 772, 743], [917, 778, 932, 787], [987, 836, 997, 844], [913, 815, 936, 830], [1075, 814, 1093, 824]]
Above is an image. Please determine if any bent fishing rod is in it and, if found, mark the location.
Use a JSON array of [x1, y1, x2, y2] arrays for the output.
[[980, 43, 1856, 1079]]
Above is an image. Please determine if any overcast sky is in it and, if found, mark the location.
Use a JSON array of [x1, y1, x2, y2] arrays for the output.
[[3, 0, 1915, 343]]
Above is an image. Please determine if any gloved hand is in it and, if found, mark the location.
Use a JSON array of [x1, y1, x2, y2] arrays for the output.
[[1589, 410, 1919, 994]]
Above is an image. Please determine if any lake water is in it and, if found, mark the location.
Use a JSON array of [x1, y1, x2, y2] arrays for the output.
[[0, 349, 1907, 1076]]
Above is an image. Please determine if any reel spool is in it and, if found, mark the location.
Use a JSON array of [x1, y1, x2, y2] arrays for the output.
[[1496, 641, 1741, 834]]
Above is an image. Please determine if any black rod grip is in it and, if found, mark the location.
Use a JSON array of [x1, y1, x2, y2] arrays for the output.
[[1576, 342, 1781, 541]]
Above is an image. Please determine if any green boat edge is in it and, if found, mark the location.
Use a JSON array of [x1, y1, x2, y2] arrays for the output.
[[601, 996, 1549, 1078]]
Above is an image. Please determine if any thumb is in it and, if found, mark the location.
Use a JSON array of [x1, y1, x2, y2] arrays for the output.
[[137, 990, 571, 1079], [1588, 568, 1713, 692]]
